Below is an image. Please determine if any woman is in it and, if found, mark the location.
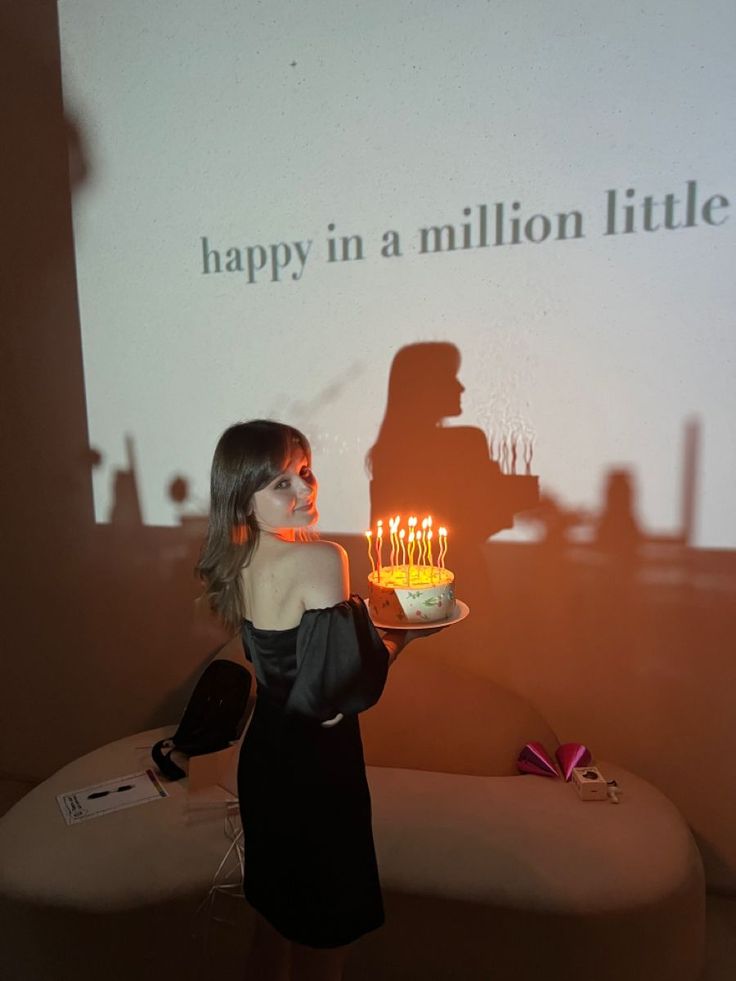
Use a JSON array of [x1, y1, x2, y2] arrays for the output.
[[197, 420, 427, 981]]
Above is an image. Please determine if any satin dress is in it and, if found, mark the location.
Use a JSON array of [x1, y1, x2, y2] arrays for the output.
[[238, 595, 389, 948]]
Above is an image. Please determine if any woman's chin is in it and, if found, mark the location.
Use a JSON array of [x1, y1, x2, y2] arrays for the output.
[[294, 506, 319, 527]]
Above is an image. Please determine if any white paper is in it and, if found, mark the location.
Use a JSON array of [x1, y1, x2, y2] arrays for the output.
[[56, 769, 168, 825]]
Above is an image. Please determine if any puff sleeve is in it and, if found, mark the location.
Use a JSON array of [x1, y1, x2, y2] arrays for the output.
[[285, 595, 390, 721]]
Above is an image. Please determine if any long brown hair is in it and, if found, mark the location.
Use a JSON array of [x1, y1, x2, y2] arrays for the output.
[[196, 420, 311, 629]]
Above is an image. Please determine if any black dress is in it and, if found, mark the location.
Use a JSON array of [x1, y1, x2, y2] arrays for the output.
[[238, 595, 389, 949]]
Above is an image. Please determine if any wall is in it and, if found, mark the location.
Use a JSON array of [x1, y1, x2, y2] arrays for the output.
[[0, 2, 733, 895]]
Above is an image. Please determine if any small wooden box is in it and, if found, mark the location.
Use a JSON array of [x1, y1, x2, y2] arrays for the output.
[[571, 764, 608, 800]]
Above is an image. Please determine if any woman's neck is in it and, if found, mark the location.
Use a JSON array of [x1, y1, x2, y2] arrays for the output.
[[258, 527, 297, 545]]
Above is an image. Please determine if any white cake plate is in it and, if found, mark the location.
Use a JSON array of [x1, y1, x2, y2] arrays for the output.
[[369, 599, 470, 631]]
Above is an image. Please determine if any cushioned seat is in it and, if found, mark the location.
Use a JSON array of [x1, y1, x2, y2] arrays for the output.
[[359, 764, 705, 981], [0, 725, 241, 981], [370, 764, 700, 912], [0, 726, 222, 912], [0, 659, 706, 981]]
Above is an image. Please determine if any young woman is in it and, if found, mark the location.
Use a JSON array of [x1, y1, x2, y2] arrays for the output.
[[197, 420, 429, 981]]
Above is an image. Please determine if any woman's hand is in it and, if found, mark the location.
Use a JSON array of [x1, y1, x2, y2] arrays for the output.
[[378, 625, 445, 664], [320, 712, 344, 728]]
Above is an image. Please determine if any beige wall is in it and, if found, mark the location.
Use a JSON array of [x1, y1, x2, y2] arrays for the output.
[[1, 2, 733, 897]]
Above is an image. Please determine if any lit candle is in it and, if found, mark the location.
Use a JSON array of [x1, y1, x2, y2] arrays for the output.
[[438, 527, 447, 568], [399, 528, 406, 569], [416, 529, 423, 566], [421, 518, 430, 566], [388, 517, 396, 567], [426, 518, 433, 574], [365, 531, 375, 575], [407, 516, 417, 584], [376, 520, 383, 579]]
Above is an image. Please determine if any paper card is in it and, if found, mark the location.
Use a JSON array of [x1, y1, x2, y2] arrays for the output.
[[56, 769, 168, 825]]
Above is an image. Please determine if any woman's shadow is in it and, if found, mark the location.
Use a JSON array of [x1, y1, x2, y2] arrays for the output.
[[366, 342, 538, 644]]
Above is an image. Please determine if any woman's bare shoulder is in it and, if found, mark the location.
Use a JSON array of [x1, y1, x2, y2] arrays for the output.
[[292, 538, 347, 565], [293, 539, 349, 608]]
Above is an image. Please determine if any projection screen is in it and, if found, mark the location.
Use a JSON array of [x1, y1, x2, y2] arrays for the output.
[[57, 0, 736, 546]]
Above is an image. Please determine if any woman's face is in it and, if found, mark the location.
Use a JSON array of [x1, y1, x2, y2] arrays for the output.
[[432, 368, 464, 419], [251, 453, 318, 532], [445, 373, 465, 417]]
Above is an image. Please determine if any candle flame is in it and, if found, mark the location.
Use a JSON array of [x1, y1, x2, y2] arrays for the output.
[[371, 514, 448, 580]]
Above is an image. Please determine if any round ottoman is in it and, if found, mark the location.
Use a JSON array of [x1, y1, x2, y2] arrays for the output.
[[0, 724, 705, 981], [0, 726, 249, 981]]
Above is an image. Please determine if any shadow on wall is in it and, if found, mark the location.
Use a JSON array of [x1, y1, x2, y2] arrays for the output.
[[366, 342, 539, 620], [0, 3, 231, 787]]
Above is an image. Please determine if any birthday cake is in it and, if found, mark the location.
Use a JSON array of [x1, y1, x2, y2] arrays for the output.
[[365, 516, 456, 626], [367, 565, 456, 625]]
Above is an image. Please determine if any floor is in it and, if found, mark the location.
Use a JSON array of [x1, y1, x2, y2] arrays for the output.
[[704, 894, 736, 981], [1, 780, 734, 979]]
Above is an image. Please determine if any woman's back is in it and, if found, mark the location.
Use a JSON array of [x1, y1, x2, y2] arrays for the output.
[[241, 536, 350, 631]]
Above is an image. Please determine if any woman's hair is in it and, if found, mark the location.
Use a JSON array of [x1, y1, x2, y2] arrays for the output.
[[196, 419, 311, 629]]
